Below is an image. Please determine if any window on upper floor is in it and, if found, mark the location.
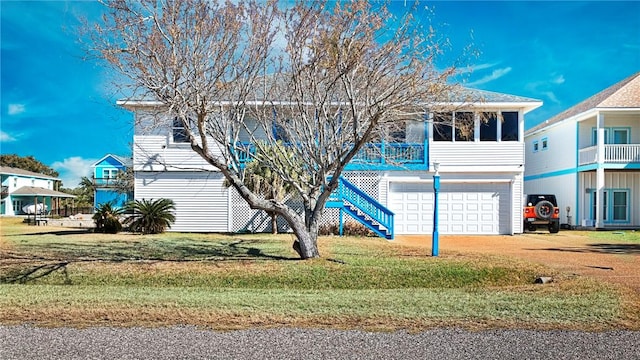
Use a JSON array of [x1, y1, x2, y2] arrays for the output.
[[479, 112, 498, 141], [103, 169, 118, 179], [501, 112, 519, 141], [541, 137, 548, 150], [454, 112, 475, 142], [433, 112, 453, 141], [591, 127, 629, 145], [533, 141, 539, 152], [613, 129, 630, 144], [172, 117, 189, 143]]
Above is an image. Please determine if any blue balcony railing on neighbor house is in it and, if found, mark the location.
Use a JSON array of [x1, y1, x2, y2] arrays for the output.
[[234, 142, 427, 170], [327, 177, 394, 240], [93, 177, 119, 187]]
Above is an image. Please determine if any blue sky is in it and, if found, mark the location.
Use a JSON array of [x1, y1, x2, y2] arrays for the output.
[[1, 1, 639, 187]]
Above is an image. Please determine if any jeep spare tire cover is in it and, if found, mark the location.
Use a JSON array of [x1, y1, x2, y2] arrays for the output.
[[534, 200, 554, 220]]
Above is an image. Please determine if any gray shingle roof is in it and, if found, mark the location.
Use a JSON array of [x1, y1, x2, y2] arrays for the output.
[[0, 166, 59, 180], [11, 186, 76, 198], [527, 71, 640, 134]]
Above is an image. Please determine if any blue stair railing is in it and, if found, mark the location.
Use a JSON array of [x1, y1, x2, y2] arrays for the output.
[[327, 177, 394, 240]]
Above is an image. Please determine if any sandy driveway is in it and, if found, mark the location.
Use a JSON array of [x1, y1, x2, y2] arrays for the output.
[[394, 231, 640, 293]]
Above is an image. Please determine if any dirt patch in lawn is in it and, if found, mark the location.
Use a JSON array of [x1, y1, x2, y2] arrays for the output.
[[394, 231, 640, 293]]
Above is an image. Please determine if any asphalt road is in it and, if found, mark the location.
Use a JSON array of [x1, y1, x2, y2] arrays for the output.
[[1, 326, 638, 359]]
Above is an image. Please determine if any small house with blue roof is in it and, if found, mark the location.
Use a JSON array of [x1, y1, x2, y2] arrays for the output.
[[92, 154, 132, 209]]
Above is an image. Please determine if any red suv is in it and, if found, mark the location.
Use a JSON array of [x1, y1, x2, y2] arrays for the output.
[[523, 194, 560, 233]]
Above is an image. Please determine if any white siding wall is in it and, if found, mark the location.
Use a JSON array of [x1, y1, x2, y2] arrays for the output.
[[135, 171, 229, 232], [524, 173, 577, 226], [134, 135, 222, 172], [429, 142, 524, 168], [525, 120, 576, 177], [511, 174, 523, 234]]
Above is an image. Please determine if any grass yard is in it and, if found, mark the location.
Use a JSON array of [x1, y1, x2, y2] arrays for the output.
[[0, 217, 638, 330]]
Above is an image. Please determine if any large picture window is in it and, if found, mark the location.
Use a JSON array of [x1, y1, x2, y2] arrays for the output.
[[480, 112, 498, 141], [433, 112, 453, 141], [454, 112, 475, 141], [501, 111, 519, 141]]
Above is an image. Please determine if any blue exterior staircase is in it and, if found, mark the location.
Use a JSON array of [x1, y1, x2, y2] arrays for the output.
[[327, 177, 394, 240]]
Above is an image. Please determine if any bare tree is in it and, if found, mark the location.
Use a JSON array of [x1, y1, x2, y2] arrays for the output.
[[89, 0, 463, 259]]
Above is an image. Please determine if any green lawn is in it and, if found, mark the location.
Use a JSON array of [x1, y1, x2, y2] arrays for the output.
[[0, 217, 637, 330]]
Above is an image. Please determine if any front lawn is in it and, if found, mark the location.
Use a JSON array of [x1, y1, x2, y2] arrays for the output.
[[0, 217, 637, 330]]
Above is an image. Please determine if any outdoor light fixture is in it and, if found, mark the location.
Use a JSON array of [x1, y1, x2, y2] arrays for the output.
[[432, 162, 440, 257]]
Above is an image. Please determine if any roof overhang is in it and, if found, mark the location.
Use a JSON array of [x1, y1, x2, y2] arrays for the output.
[[11, 186, 76, 198], [526, 106, 640, 137], [118, 100, 544, 114]]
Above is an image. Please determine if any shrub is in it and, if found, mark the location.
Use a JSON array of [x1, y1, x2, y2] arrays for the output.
[[124, 198, 176, 234], [93, 203, 124, 234], [318, 221, 374, 237]]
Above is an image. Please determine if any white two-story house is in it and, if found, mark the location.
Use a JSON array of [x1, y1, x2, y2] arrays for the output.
[[120, 88, 541, 237], [0, 166, 74, 216], [524, 72, 640, 229]]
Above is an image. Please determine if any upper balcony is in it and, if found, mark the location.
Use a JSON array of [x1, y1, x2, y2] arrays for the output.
[[236, 142, 427, 171], [578, 144, 640, 166]]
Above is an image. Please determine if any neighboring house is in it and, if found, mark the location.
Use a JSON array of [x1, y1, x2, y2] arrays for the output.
[[119, 88, 542, 236], [0, 166, 74, 215], [524, 72, 640, 229], [92, 154, 132, 209]]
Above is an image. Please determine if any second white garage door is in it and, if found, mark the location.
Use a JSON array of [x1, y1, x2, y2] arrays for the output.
[[389, 182, 509, 235]]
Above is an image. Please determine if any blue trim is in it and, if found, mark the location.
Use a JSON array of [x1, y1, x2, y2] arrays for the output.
[[541, 137, 548, 151], [326, 177, 394, 239], [424, 113, 430, 167], [533, 140, 539, 152], [524, 167, 576, 181], [575, 122, 580, 223]]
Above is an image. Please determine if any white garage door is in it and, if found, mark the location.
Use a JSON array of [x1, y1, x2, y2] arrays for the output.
[[389, 182, 509, 235]]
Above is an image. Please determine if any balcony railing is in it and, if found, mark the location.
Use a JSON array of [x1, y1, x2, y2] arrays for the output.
[[93, 178, 119, 187], [235, 142, 426, 168], [578, 144, 640, 165]]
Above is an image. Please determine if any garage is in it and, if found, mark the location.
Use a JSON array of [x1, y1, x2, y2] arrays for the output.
[[388, 182, 510, 235]]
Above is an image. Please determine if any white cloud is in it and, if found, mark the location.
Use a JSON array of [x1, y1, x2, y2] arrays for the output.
[[542, 91, 560, 104], [465, 67, 512, 87], [458, 62, 500, 74], [51, 156, 97, 188], [0, 131, 16, 142], [8, 103, 26, 116], [551, 74, 565, 84]]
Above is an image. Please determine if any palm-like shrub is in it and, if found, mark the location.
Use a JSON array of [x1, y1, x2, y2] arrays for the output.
[[124, 198, 176, 234], [93, 203, 124, 234]]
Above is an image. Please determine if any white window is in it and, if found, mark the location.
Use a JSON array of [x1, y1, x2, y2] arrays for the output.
[[533, 141, 539, 152], [172, 118, 189, 143], [591, 189, 630, 222], [103, 169, 118, 179], [541, 137, 548, 150]]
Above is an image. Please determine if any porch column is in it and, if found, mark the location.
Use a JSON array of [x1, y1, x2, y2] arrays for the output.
[[596, 111, 605, 228]]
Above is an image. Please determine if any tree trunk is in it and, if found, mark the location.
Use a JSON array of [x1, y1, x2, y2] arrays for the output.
[[269, 212, 278, 234], [293, 230, 320, 259]]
